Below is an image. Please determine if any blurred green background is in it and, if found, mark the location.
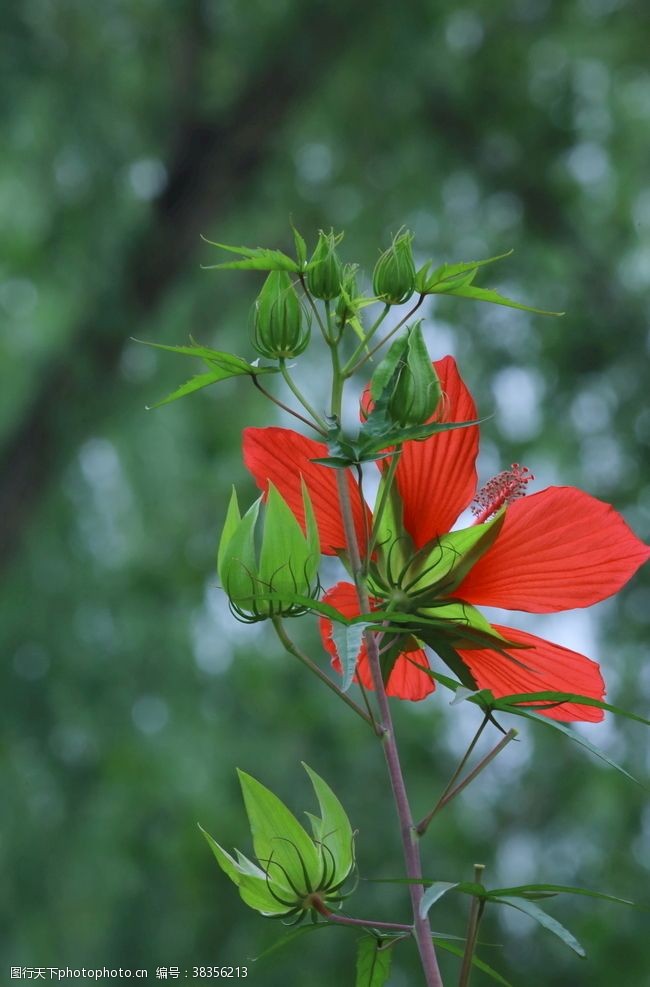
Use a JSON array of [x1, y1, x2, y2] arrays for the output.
[[2, 1, 650, 985]]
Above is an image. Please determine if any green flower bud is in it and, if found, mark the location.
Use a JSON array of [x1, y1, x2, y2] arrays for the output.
[[201, 764, 356, 922], [372, 229, 416, 305], [218, 482, 319, 622], [387, 322, 441, 427], [251, 271, 309, 359], [335, 263, 359, 328], [306, 229, 343, 300]]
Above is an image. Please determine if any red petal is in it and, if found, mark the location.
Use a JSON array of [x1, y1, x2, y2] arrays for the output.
[[457, 624, 605, 722], [395, 356, 479, 547], [319, 582, 434, 702], [456, 486, 650, 612], [243, 427, 371, 557]]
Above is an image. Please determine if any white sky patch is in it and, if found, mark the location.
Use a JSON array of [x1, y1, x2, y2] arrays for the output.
[[491, 365, 545, 441], [126, 157, 167, 200], [76, 438, 135, 568], [495, 831, 543, 885], [570, 387, 612, 435], [565, 141, 611, 186], [131, 695, 169, 735], [445, 10, 484, 53], [191, 583, 267, 675], [481, 607, 600, 661], [294, 142, 333, 185], [580, 434, 634, 491]]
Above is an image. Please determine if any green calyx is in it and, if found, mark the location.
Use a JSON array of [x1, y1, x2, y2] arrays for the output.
[[368, 509, 532, 688], [370, 512, 505, 609], [377, 321, 442, 428], [335, 262, 359, 328], [217, 481, 320, 622], [372, 229, 416, 305], [306, 229, 343, 300], [201, 764, 356, 922], [251, 270, 310, 359]]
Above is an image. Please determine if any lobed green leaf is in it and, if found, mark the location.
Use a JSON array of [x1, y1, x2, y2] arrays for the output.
[[415, 250, 514, 293], [437, 281, 563, 316], [146, 370, 232, 409], [201, 238, 302, 272]]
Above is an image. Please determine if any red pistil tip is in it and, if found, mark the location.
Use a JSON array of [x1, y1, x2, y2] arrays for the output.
[[472, 463, 534, 524]]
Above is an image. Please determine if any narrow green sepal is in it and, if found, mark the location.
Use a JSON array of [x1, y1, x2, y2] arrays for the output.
[[402, 512, 505, 601], [290, 221, 308, 270], [218, 496, 260, 605], [302, 763, 355, 885], [199, 826, 291, 916]]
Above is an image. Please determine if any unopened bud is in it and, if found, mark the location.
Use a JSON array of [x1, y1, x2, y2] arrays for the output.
[[252, 271, 309, 359], [218, 483, 320, 622], [388, 322, 441, 427], [372, 230, 416, 305], [306, 230, 343, 300], [335, 263, 359, 328]]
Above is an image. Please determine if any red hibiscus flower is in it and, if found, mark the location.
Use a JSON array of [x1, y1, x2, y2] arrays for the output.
[[243, 357, 649, 721]]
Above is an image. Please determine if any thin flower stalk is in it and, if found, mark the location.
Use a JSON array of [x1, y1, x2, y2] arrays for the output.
[[458, 865, 487, 987], [334, 470, 445, 987], [271, 617, 375, 730], [417, 729, 519, 836]]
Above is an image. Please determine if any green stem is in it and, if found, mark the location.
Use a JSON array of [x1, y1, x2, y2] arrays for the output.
[[367, 449, 403, 559], [458, 865, 486, 987], [417, 728, 519, 835], [279, 358, 329, 431], [299, 275, 330, 342], [329, 339, 344, 419], [319, 908, 413, 935], [416, 715, 489, 836], [350, 294, 425, 375], [252, 376, 327, 436], [334, 469, 444, 987], [271, 617, 374, 729], [328, 323, 444, 986], [354, 465, 372, 575], [341, 303, 390, 376]]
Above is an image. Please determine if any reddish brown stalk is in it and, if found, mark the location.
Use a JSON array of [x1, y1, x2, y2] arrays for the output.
[[335, 470, 444, 987]]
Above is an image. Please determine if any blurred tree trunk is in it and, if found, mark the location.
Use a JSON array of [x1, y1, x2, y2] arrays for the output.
[[0, 0, 369, 567]]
